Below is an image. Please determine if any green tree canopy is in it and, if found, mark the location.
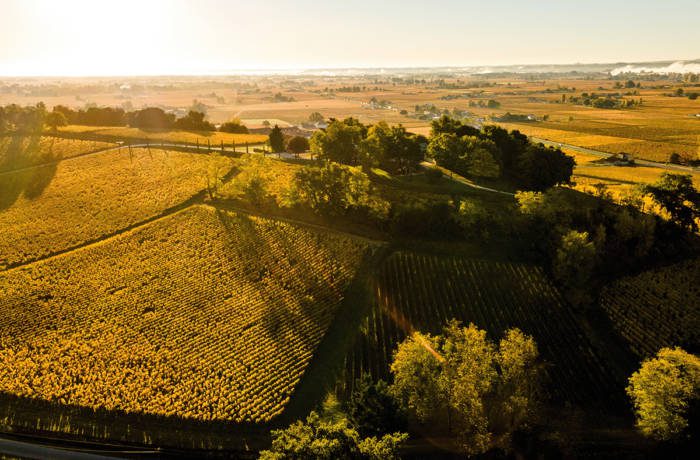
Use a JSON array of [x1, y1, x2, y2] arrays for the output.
[[291, 162, 374, 216], [268, 125, 285, 153], [390, 321, 541, 455], [310, 118, 368, 165], [345, 375, 407, 438], [287, 136, 310, 156], [259, 411, 407, 460], [363, 122, 424, 174], [626, 347, 700, 441]]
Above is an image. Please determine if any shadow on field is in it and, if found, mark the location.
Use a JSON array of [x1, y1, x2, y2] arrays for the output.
[[0, 135, 60, 210]]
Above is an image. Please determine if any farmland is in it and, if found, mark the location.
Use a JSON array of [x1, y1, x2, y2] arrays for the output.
[[57, 125, 267, 147], [0, 146, 235, 268], [0, 205, 373, 423], [600, 258, 700, 358], [344, 251, 623, 409], [0, 135, 114, 172]]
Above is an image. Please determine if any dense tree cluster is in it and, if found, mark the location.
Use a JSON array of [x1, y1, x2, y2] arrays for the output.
[[390, 321, 541, 455], [310, 118, 426, 173], [428, 116, 574, 190], [0, 103, 47, 133]]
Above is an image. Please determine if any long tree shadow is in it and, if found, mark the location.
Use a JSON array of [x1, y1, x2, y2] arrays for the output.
[[0, 134, 60, 210]]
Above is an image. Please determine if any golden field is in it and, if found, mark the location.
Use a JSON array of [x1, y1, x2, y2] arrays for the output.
[[0, 205, 372, 423], [0, 147, 235, 268]]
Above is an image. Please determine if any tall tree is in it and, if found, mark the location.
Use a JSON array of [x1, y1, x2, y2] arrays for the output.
[[310, 118, 367, 165], [627, 347, 699, 441], [268, 125, 285, 153], [644, 173, 700, 232]]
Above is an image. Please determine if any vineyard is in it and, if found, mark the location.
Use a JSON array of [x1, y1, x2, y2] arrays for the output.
[[344, 251, 623, 409], [0, 205, 373, 423], [0, 135, 114, 173], [0, 147, 236, 268], [57, 125, 267, 147], [600, 258, 700, 358]]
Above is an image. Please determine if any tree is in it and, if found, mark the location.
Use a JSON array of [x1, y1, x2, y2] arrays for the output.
[[427, 133, 466, 171], [346, 375, 407, 438], [287, 136, 310, 157], [552, 230, 598, 307], [45, 111, 67, 132], [268, 125, 285, 153], [310, 118, 367, 165], [292, 162, 372, 216], [127, 107, 175, 129], [390, 322, 541, 455], [308, 112, 325, 123], [219, 118, 249, 134], [514, 144, 575, 191], [363, 122, 423, 174], [644, 173, 700, 232], [173, 110, 214, 131], [626, 347, 699, 441], [259, 411, 407, 460]]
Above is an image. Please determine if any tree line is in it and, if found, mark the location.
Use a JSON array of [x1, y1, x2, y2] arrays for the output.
[[0, 103, 250, 134]]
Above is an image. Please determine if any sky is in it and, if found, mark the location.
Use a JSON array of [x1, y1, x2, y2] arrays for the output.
[[0, 0, 699, 76]]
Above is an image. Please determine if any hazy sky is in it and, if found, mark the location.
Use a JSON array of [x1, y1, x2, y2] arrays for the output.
[[1, 0, 698, 76]]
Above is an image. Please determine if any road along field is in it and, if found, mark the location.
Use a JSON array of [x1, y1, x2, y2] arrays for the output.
[[344, 251, 624, 410], [0, 135, 115, 173], [600, 258, 700, 359], [0, 147, 236, 269], [0, 205, 375, 424]]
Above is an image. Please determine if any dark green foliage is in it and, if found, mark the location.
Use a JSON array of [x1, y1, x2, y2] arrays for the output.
[[346, 375, 407, 438], [644, 173, 700, 232], [127, 107, 175, 129], [219, 119, 249, 134], [268, 125, 285, 153], [363, 122, 424, 174], [390, 201, 460, 238], [515, 143, 575, 191], [173, 111, 214, 131], [310, 118, 368, 165], [287, 136, 310, 155], [53, 105, 126, 126]]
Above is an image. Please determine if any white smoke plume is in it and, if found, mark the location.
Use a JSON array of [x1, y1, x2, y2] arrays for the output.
[[611, 61, 700, 75]]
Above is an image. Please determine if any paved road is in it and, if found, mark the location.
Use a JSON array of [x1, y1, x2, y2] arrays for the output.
[[0, 435, 128, 459], [531, 136, 699, 174]]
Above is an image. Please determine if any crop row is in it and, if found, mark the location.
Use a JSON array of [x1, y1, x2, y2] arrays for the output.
[[0, 147, 236, 268], [0, 206, 372, 423], [0, 135, 114, 172], [343, 251, 623, 410], [600, 258, 700, 358]]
